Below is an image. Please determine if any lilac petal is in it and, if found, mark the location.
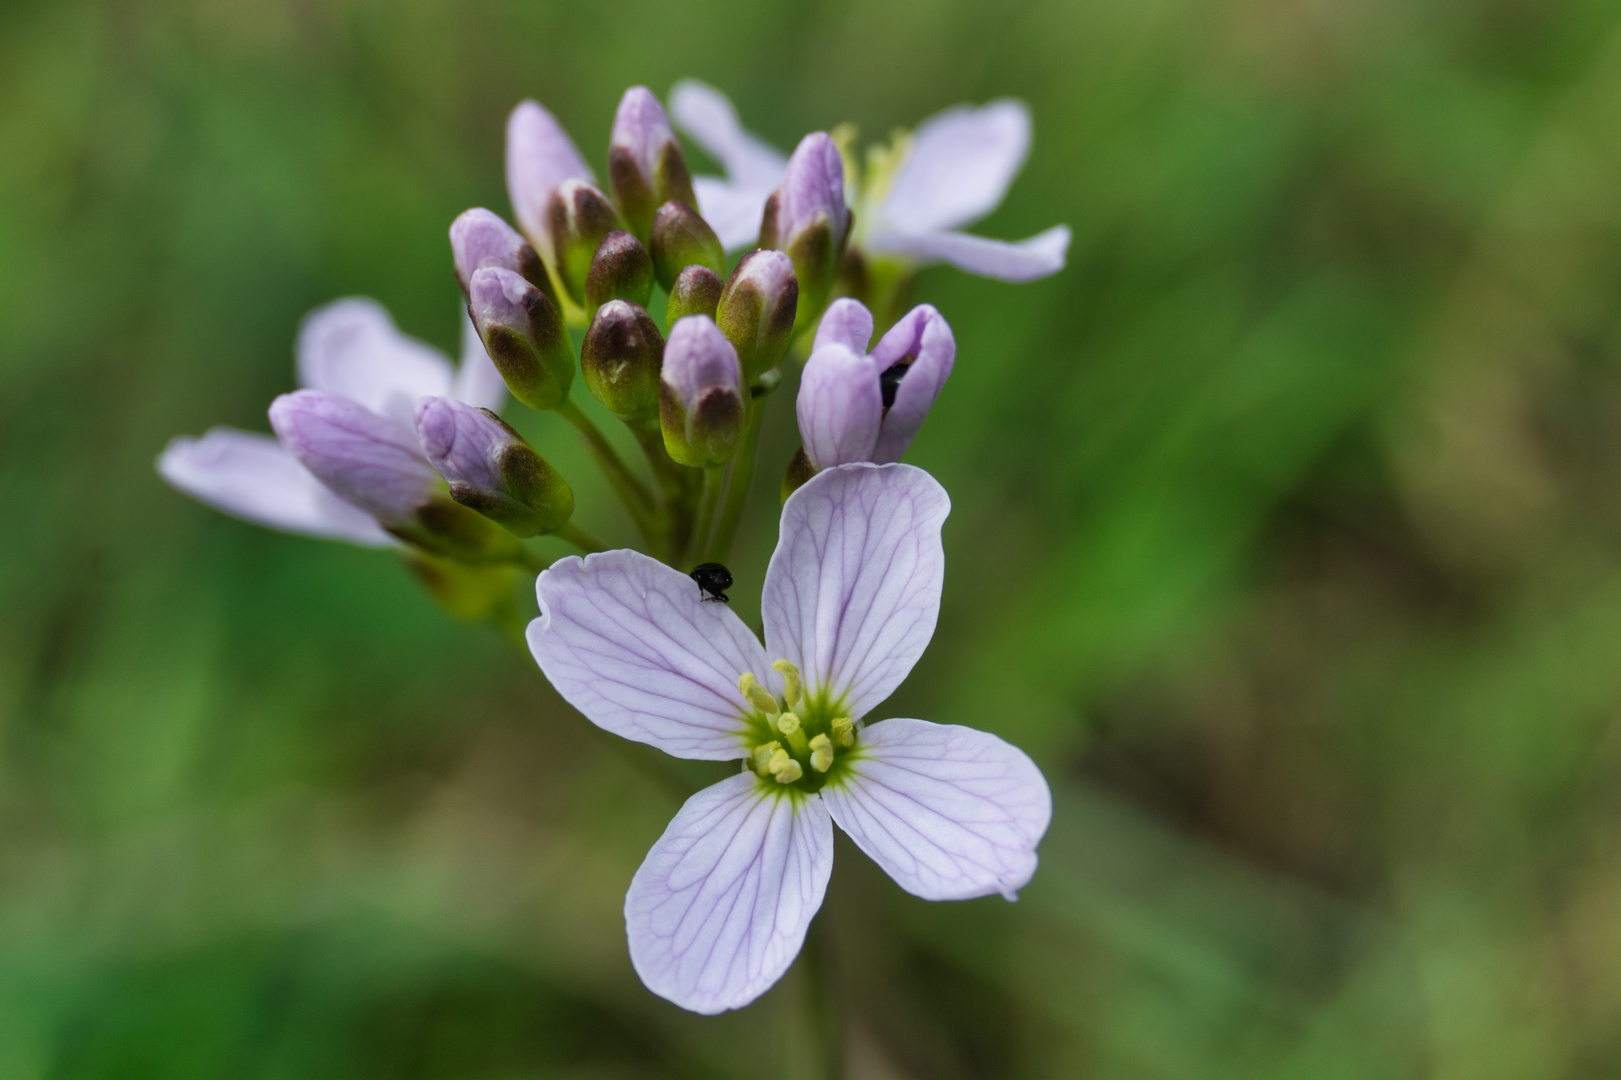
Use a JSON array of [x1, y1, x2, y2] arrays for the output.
[[796, 344, 881, 470], [691, 176, 776, 252], [668, 80, 787, 190], [864, 226, 1070, 283], [527, 550, 777, 760], [452, 305, 509, 413], [663, 315, 743, 408], [156, 428, 392, 546], [811, 298, 874, 355], [414, 396, 505, 492], [774, 133, 848, 249], [505, 99, 594, 254], [626, 772, 833, 1014], [761, 463, 949, 718], [870, 304, 956, 465], [877, 100, 1031, 235], [612, 86, 678, 183], [268, 390, 438, 525], [821, 718, 1051, 901], [295, 298, 456, 428]]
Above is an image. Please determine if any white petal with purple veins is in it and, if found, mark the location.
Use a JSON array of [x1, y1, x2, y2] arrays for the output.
[[796, 344, 881, 470], [157, 428, 392, 546], [669, 81, 787, 189], [762, 464, 949, 719], [528, 550, 777, 760], [877, 100, 1031, 236], [296, 298, 457, 428], [822, 718, 1051, 901], [864, 225, 1071, 283], [627, 773, 832, 1014]]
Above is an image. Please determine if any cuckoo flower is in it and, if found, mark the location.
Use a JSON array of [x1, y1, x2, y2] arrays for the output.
[[159, 299, 506, 544], [669, 80, 1070, 282], [797, 298, 955, 470], [528, 463, 1051, 1014]]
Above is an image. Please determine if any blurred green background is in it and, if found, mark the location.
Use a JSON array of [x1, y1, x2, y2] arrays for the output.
[[7, 0, 1621, 1075]]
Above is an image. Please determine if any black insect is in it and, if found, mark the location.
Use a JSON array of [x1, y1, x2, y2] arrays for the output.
[[690, 562, 733, 603]]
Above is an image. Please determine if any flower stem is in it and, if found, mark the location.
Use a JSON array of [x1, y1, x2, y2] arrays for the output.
[[554, 395, 659, 547], [628, 418, 700, 563], [706, 391, 767, 564], [555, 522, 606, 554], [692, 464, 726, 565]]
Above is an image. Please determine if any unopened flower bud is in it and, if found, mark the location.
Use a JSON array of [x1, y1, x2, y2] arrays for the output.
[[580, 299, 663, 420], [716, 249, 798, 381], [269, 390, 522, 563], [649, 200, 726, 291], [659, 316, 743, 467], [547, 178, 624, 306], [585, 229, 653, 311], [269, 390, 438, 526], [665, 264, 723, 323], [468, 267, 575, 412], [505, 100, 593, 269], [782, 446, 817, 502], [415, 396, 574, 537], [608, 87, 698, 243], [759, 132, 849, 332], [449, 208, 553, 305]]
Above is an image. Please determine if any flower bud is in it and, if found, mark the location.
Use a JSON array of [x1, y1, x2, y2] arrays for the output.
[[505, 100, 593, 268], [649, 200, 726, 291], [796, 342, 881, 470], [584, 228, 654, 311], [608, 86, 698, 243], [468, 267, 574, 412], [659, 316, 744, 467], [715, 249, 798, 382], [665, 264, 723, 324], [269, 391, 523, 563], [449, 207, 556, 307], [415, 396, 574, 537], [867, 303, 956, 463], [580, 299, 664, 420], [758, 133, 849, 332], [547, 178, 624, 306], [269, 390, 438, 526]]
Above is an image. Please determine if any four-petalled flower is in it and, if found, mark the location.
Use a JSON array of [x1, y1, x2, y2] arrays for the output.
[[158, 298, 507, 544], [670, 80, 1070, 282], [527, 462, 1051, 1013]]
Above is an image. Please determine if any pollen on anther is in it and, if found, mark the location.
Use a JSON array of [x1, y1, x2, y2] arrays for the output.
[[831, 716, 855, 748], [809, 734, 834, 773]]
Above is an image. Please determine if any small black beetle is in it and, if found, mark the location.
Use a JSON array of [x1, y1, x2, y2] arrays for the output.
[[690, 562, 733, 603]]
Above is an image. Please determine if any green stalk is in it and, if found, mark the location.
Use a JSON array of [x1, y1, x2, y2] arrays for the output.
[[628, 418, 701, 563], [691, 465, 726, 565], [555, 522, 607, 554], [707, 392, 767, 564], [554, 395, 659, 547]]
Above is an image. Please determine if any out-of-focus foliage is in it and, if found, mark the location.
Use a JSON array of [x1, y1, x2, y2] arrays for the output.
[[6, 0, 1621, 1075]]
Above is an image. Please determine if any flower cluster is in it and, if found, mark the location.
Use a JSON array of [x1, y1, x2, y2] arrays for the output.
[[158, 81, 1062, 1015]]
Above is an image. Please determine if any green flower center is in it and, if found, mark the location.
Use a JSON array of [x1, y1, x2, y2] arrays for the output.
[[738, 660, 857, 794]]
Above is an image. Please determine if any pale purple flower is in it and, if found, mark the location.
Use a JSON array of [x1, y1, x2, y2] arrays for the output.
[[159, 298, 505, 543], [527, 463, 1051, 1013], [797, 298, 955, 470], [505, 99, 595, 267], [669, 80, 1069, 281]]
